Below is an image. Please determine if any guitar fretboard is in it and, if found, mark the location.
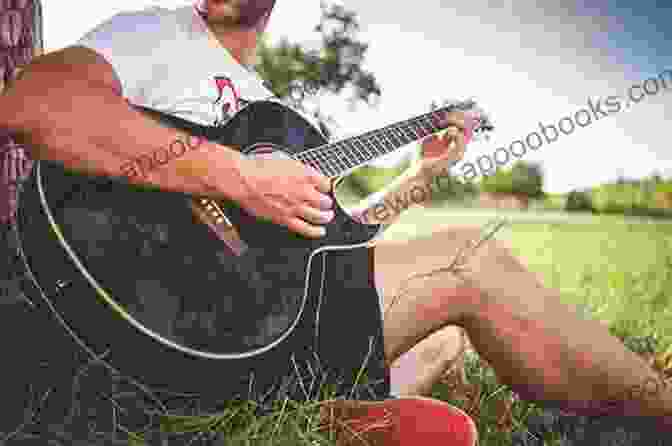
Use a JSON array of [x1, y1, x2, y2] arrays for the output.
[[292, 100, 489, 178]]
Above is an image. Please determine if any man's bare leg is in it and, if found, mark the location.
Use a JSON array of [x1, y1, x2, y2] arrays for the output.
[[386, 325, 465, 396], [374, 226, 672, 421]]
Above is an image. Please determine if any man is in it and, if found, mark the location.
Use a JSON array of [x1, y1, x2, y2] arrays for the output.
[[1, 0, 671, 443]]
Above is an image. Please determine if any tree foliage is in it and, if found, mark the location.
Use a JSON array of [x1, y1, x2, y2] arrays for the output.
[[565, 190, 595, 213], [255, 1, 381, 136], [587, 174, 672, 217], [480, 161, 544, 198]]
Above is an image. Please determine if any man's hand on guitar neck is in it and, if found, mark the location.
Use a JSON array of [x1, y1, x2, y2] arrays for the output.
[[351, 111, 471, 227], [416, 111, 471, 179]]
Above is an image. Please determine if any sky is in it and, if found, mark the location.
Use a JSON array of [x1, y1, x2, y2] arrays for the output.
[[42, 0, 671, 193]]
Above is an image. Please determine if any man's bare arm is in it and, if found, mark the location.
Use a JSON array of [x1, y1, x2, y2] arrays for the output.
[[0, 46, 334, 237], [349, 165, 436, 228], [0, 46, 249, 199]]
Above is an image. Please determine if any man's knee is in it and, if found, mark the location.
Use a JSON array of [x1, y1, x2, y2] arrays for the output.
[[446, 227, 528, 284], [416, 326, 465, 365]]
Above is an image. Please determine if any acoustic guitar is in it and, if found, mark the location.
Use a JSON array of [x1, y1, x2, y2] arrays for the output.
[[15, 99, 493, 403]]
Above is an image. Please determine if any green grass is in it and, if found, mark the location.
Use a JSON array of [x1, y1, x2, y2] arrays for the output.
[[123, 212, 672, 445], [501, 221, 672, 348]]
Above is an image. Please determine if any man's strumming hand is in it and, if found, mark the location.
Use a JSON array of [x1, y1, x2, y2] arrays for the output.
[[235, 156, 334, 238]]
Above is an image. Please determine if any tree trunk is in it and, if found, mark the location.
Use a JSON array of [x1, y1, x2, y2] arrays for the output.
[[0, 0, 42, 224]]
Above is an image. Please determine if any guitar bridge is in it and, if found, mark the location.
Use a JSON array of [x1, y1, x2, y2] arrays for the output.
[[190, 197, 248, 256]]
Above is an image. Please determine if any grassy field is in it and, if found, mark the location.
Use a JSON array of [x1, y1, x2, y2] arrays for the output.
[[503, 221, 672, 346], [124, 209, 672, 445]]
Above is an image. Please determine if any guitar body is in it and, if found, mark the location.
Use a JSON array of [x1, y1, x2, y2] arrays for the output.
[[15, 101, 390, 405]]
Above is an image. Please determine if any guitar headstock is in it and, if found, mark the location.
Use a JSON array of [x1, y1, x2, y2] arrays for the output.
[[431, 98, 495, 142]]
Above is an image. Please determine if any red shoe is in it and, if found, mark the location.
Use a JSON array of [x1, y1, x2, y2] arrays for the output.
[[319, 396, 478, 446]]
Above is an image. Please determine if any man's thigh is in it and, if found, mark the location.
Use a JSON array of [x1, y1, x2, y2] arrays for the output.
[[372, 227, 486, 362]]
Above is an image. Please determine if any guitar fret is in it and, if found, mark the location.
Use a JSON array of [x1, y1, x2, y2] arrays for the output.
[[337, 149, 352, 170], [353, 139, 372, 163], [308, 151, 324, 168], [378, 129, 395, 150], [424, 114, 440, 133], [319, 151, 340, 176], [339, 148, 356, 169], [315, 148, 333, 170], [295, 151, 311, 165], [406, 123, 421, 139], [354, 137, 373, 159], [298, 153, 320, 172], [365, 136, 383, 157], [369, 135, 387, 156], [418, 117, 433, 133], [318, 157, 337, 177], [399, 126, 413, 144], [412, 119, 428, 135], [328, 149, 349, 172], [416, 119, 431, 136], [307, 159, 322, 171], [343, 142, 362, 166], [348, 146, 363, 166], [387, 127, 403, 146], [397, 125, 413, 141], [348, 140, 367, 163]]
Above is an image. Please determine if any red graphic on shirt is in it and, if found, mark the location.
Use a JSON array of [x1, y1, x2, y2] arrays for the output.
[[212, 76, 243, 126]]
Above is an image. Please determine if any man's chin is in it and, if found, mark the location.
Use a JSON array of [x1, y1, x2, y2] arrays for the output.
[[203, 0, 273, 29]]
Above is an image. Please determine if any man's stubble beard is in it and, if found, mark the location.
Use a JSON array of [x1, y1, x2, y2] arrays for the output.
[[205, 0, 274, 29]]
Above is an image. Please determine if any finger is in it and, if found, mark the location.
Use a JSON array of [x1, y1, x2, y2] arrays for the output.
[[285, 217, 327, 238], [2, 152, 9, 184], [443, 127, 464, 149], [463, 114, 475, 144], [9, 148, 21, 183], [313, 176, 332, 194], [303, 187, 334, 210], [421, 134, 443, 158], [305, 166, 332, 193], [441, 134, 465, 163], [296, 204, 335, 225], [440, 111, 466, 130], [450, 137, 466, 159]]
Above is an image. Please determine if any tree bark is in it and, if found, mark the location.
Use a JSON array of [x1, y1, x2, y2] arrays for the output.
[[0, 0, 42, 224]]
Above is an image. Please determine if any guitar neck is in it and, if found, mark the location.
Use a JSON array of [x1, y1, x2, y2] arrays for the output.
[[292, 99, 488, 178]]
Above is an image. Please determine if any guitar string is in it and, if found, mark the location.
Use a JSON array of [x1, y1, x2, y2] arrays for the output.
[[312, 112, 491, 178], [293, 100, 481, 161], [298, 113, 430, 167], [294, 109, 489, 177], [293, 114, 436, 176], [297, 116, 437, 177], [296, 113, 438, 165]]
